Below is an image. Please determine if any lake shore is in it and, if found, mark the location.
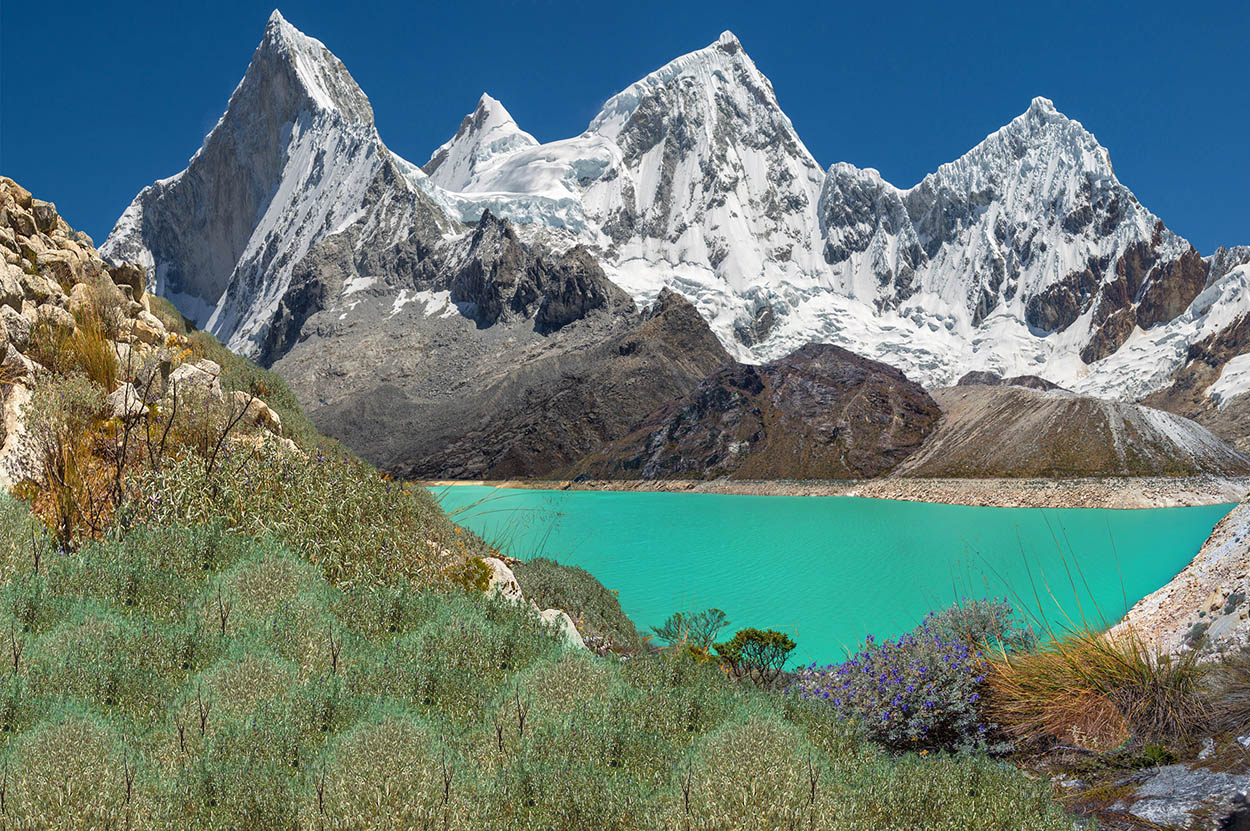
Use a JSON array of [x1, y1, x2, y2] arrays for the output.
[[420, 475, 1250, 509]]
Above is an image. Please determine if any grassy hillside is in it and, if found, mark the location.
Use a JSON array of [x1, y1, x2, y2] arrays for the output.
[[0, 177, 1086, 828]]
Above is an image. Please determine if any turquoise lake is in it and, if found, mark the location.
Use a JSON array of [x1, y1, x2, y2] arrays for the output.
[[432, 486, 1233, 664]]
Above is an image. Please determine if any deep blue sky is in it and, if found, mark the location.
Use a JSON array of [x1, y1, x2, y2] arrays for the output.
[[2, 0, 1246, 252]]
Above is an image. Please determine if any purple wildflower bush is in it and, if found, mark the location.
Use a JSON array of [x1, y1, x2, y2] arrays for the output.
[[792, 604, 1015, 751]]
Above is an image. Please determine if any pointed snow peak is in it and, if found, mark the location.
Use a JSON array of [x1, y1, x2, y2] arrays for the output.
[[246, 9, 373, 123], [1028, 95, 1057, 115], [422, 92, 538, 190], [587, 28, 789, 144]]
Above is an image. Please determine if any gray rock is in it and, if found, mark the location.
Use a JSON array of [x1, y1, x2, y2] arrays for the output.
[[1118, 765, 1250, 829], [0, 263, 21, 311], [1, 305, 31, 351], [106, 383, 148, 421]]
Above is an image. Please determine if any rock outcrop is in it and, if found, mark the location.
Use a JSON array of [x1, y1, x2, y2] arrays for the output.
[[0, 176, 290, 491], [571, 343, 942, 480]]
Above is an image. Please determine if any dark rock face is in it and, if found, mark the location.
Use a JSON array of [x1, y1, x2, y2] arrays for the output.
[[571, 343, 942, 480], [445, 212, 633, 333], [955, 371, 1063, 392]]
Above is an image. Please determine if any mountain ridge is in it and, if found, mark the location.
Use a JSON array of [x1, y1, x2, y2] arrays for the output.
[[101, 11, 1250, 465]]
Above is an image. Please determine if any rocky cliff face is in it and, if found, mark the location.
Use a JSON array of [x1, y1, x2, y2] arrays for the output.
[[571, 343, 941, 480], [892, 384, 1250, 478]]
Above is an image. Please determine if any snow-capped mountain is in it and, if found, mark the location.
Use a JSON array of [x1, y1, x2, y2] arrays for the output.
[[102, 10, 454, 357], [424, 31, 828, 349], [104, 11, 1250, 418], [422, 94, 538, 191]]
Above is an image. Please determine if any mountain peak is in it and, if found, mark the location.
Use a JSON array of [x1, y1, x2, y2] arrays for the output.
[[422, 92, 538, 190], [248, 10, 373, 122], [1028, 95, 1057, 116], [716, 30, 741, 52]]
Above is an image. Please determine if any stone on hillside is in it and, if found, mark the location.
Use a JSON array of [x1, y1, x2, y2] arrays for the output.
[[169, 358, 223, 400], [19, 272, 60, 306], [30, 200, 58, 234], [0, 227, 17, 255], [36, 249, 83, 290], [109, 262, 146, 300], [35, 304, 75, 338], [1116, 764, 1250, 829], [0, 177, 32, 210], [106, 383, 148, 421], [0, 264, 21, 311], [483, 557, 524, 603], [539, 608, 587, 650], [229, 389, 283, 434], [1, 344, 40, 382], [1, 305, 30, 351], [122, 311, 165, 346], [3, 205, 36, 238]]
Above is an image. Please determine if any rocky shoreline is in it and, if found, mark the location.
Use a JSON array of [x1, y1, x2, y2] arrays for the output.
[[421, 475, 1250, 509]]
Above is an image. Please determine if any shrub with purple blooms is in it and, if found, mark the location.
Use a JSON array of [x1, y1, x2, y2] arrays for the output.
[[791, 607, 1003, 751]]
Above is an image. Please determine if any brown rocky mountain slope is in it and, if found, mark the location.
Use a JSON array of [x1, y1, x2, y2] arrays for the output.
[[568, 343, 942, 480]]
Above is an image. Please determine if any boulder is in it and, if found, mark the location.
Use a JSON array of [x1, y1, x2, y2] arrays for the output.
[[0, 264, 21, 311], [0, 226, 17, 255], [19, 272, 59, 306], [539, 608, 587, 650], [228, 390, 282, 434], [1116, 764, 1250, 829], [0, 177, 32, 210], [106, 383, 149, 421], [483, 557, 524, 603], [1, 305, 30, 351], [109, 263, 146, 300], [122, 313, 165, 346], [36, 250, 83, 292], [3, 206, 36, 238], [34, 304, 75, 339], [29, 200, 58, 234], [0, 344, 40, 382], [168, 358, 223, 400]]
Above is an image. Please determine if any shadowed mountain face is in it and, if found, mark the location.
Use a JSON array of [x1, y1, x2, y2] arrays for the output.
[[273, 287, 731, 479], [570, 344, 942, 480]]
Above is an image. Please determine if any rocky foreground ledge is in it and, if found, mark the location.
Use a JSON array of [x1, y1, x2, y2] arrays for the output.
[[422, 475, 1250, 509]]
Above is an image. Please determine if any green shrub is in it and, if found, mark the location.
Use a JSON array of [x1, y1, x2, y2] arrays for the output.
[[715, 627, 796, 686], [512, 557, 640, 652]]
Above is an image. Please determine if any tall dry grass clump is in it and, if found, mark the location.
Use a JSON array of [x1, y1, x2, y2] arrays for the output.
[[985, 628, 1209, 752]]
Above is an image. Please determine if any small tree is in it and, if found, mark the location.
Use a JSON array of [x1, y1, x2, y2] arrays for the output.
[[715, 628, 796, 686], [651, 608, 727, 652]]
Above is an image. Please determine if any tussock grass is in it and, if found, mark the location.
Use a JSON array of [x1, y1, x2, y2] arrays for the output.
[[986, 628, 1210, 752]]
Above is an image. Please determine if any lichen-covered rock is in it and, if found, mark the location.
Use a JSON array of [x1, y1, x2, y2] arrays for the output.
[[0, 264, 21, 311], [483, 557, 524, 603], [1, 305, 30, 351], [105, 382, 148, 421], [539, 608, 587, 650], [169, 358, 223, 400]]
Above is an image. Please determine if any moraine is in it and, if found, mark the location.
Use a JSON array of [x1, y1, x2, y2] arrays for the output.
[[434, 486, 1231, 664]]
